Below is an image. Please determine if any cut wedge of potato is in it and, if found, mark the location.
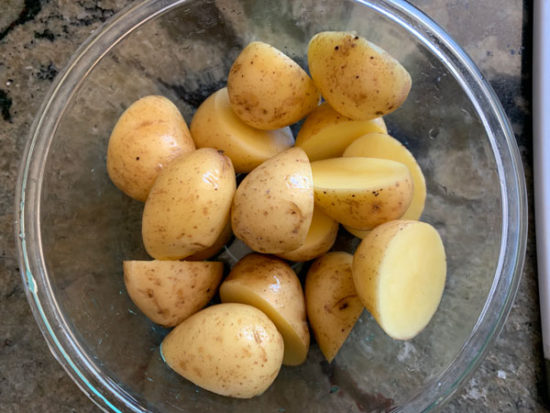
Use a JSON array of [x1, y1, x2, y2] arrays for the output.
[[219, 254, 310, 366], [296, 102, 386, 161], [123, 260, 223, 327], [311, 157, 413, 230], [343, 132, 426, 220], [305, 252, 363, 362], [352, 220, 446, 340]]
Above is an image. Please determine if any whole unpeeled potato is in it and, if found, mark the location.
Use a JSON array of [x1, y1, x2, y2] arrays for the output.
[[162, 303, 284, 398], [231, 147, 314, 254], [107, 95, 195, 201], [142, 148, 236, 260], [228, 41, 320, 130], [308, 32, 411, 120]]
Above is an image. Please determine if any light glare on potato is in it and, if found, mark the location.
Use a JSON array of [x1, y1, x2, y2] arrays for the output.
[[228, 41, 321, 130], [107, 95, 195, 201]]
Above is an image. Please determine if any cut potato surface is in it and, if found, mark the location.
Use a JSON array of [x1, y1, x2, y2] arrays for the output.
[[123, 260, 223, 327], [190, 88, 294, 173], [219, 254, 310, 366], [352, 220, 446, 340], [162, 303, 284, 398], [343, 132, 426, 220], [228, 41, 320, 130], [296, 102, 387, 161], [305, 252, 363, 362], [277, 207, 339, 262], [311, 157, 413, 230]]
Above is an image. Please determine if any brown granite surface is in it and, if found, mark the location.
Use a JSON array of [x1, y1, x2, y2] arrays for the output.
[[0, 0, 541, 412]]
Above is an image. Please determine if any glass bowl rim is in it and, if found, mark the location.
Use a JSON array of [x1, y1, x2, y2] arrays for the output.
[[14, 0, 528, 411]]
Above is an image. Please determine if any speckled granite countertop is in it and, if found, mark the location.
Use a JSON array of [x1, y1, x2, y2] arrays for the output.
[[0, 0, 540, 412]]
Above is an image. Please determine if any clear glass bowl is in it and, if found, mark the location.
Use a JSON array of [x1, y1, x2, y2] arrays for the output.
[[15, 0, 527, 412]]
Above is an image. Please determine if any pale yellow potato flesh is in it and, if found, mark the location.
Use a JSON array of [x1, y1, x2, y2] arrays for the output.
[[142, 148, 236, 260], [228, 41, 320, 130], [162, 303, 284, 398], [190, 88, 294, 173], [352, 220, 446, 340], [305, 252, 363, 362], [219, 254, 310, 366], [107, 95, 195, 201], [277, 207, 339, 262], [308, 32, 411, 120], [343, 132, 426, 220], [231, 147, 314, 254], [296, 102, 387, 161], [123, 260, 223, 327], [311, 157, 413, 230]]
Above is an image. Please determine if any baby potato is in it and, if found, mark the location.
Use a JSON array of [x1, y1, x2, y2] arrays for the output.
[[186, 221, 232, 261], [305, 252, 363, 362], [162, 303, 284, 398], [277, 207, 339, 262], [142, 148, 236, 260], [123, 260, 223, 327], [107, 95, 195, 201], [344, 225, 370, 240], [227, 41, 321, 130], [231, 147, 314, 254], [308, 32, 412, 120], [343, 132, 426, 220], [219, 254, 310, 366], [296, 102, 387, 161], [190, 88, 294, 173], [311, 157, 413, 230], [352, 220, 447, 340]]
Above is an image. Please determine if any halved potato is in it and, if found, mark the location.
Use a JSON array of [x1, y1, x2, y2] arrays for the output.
[[344, 225, 370, 239], [305, 252, 363, 362], [343, 132, 426, 220], [190, 88, 294, 173], [277, 207, 339, 262], [311, 157, 413, 230], [123, 260, 223, 327], [352, 220, 447, 340], [296, 102, 387, 161], [186, 221, 232, 261], [219, 254, 310, 366]]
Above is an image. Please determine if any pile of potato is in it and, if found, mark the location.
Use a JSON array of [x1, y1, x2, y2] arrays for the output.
[[106, 32, 447, 399]]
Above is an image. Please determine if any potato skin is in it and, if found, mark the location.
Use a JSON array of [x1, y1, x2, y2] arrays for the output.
[[190, 88, 294, 173], [142, 148, 236, 260], [219, 254, 310, 366], [161, 303, 284, 398], [107, 95, 195, 201], [228, 41, 321, 130], [308, 32, 411, 120], [231, 147, 314, 254], [305, 252, 363, 362], [123, 260, 223, 327]]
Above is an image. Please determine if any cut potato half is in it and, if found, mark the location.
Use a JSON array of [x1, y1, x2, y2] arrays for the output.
[[343, 132, 426, 220], [352, 220, 446, 340], [219, 254, 310, 366], [296, 102, 386, 161], [311, 157, 413, 230]]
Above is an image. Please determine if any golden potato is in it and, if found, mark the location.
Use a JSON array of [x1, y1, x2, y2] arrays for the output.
[[343, 132, 426, 220], [277, 207, 338, 262], [352, 220, 447, 340], [186, 221, 232, 261], [344, 225, 370, 239], [162, 303, 284, 398], [227, 41, 320, 130], [311, 157, 413, 230], [190, 88, 294, 173], [219, 254, 309, 366], [106, 95, 195, 201], [308, 32, 411, 120], [231, 147, 314, 254], [296, 102, 387, 161], [123, 260, 223, 327], [142, 148, 236, 260], [305, 252, 363, 362]]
